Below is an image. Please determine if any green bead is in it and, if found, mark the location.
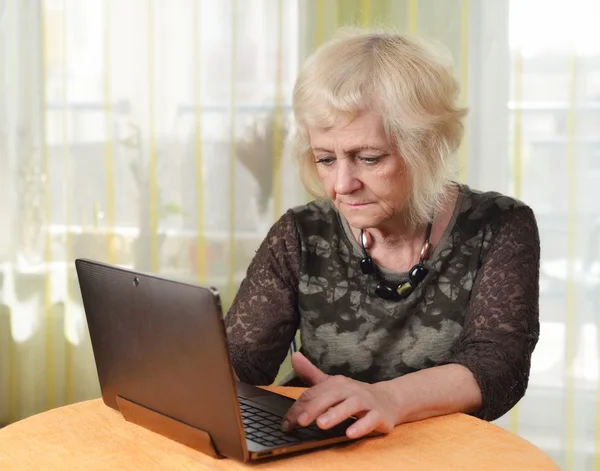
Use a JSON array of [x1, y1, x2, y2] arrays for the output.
[[397, 282, 414, 297]]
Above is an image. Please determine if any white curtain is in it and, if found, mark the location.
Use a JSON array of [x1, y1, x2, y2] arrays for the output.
[[0, 0, 302, 422], [504, 2, 600, 470], [2, 1, 600, 469]]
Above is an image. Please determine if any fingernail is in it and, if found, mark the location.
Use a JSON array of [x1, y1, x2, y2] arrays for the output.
[[318, 415, 330, 427], [347, 427, 358, 438], [298, 412, 309, 426], [281, 420, 290, 432]]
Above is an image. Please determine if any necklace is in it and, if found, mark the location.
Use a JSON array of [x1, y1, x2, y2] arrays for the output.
[[359, 222, 433, 300]]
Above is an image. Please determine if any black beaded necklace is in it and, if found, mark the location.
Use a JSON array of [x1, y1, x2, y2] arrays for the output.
[[359, 222, 433, 300]]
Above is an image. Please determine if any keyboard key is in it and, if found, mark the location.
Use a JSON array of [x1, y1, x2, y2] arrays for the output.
[[239, 395, 337, 447]]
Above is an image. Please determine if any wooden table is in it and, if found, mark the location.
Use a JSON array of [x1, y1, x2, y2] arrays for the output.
[[0, 386, 559, 470]]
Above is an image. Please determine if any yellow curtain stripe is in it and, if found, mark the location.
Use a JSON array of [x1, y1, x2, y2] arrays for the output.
[[565, 52, 578, 471], [360, 0, 371, 27], [511, 52, 523, 200], [457, 0, 469, 183], [316, 0, 326, 47], [61, 0, 74, 406], [271, 0, 284, 222], [148, 0, 159, 272], [408, 0, 418, 33], [41, 0, 54, 411], [596, 297, 600, 468], [332, 0, 339, 34], [227, 0, 238, 304], [104, 0, 116, 265], [8, 318, 16, 422], [304, 0, 328, 205], [596, 283, 600, 471], [509, 49, 523, 435], [193, 0, 206, 285]]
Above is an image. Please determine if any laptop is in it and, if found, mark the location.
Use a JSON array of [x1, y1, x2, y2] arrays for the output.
[[75, 258, 357, 462]]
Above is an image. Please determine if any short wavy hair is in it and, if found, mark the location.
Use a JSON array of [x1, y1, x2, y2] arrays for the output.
[[290, 28, 467, 226]]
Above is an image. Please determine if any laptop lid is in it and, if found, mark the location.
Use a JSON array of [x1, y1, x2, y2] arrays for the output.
[[75, 258, 248, 461]]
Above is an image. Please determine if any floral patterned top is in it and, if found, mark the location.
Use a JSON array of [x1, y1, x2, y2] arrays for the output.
[[224, 184, 540, 421]]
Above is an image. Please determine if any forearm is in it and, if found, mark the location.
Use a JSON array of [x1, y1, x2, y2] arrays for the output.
[[226, 272, 299, 385], [225, 210, 301, 385], [378, 363, 482, 424], [228, 330, 294, 384]]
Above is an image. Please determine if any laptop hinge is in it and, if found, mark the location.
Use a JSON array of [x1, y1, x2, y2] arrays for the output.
[[116, 395, 223, 459]]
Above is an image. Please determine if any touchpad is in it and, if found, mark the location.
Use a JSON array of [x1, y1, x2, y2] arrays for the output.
[[250, 392, 295, 413], [236, 381, 296, 413]]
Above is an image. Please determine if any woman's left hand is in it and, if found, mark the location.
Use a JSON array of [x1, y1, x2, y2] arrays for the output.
[[281, 352, 401, 438]]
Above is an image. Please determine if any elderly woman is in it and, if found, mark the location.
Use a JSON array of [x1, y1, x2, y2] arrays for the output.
[[224, 29, 540, 440]]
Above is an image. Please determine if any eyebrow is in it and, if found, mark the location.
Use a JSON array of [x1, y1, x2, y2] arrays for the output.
[[312, 145, 388, 154]]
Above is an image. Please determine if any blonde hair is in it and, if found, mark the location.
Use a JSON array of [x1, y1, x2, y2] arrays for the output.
[[290, 28, 467, 226]]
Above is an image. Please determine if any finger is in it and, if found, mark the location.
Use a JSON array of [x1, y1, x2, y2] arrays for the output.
[[345, 410, 391, 439], [282, 381, 345, 431], [315, 396, 364, 430], [291, 352, 329, 386]]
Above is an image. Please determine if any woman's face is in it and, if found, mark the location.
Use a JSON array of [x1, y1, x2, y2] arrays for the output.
[[308, 109, 409, 230]]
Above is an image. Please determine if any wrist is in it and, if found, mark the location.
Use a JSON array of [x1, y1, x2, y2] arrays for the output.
[[373, 379, 408, 426]]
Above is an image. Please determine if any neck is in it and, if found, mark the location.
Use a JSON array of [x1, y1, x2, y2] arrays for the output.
[[352, 219, 428, 250]]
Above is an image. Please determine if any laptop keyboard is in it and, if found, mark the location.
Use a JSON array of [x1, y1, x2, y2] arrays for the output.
[[238, 397, 328, 448]]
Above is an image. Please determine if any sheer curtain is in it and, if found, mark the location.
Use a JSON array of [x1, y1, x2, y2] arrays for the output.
[[0, 0, 302, 423], [505, 2, 600, 469], [1, 1, 599, 469]]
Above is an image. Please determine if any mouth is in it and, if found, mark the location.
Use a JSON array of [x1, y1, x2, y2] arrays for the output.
[[341, 202, 370, 208]]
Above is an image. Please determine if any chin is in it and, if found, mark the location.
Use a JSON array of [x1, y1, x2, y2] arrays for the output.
[[339, 210, 383, 230]]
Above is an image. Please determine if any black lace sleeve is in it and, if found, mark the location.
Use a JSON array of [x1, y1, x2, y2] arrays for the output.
[[443, 205, 541, 421], [224, 210, 301, 385]]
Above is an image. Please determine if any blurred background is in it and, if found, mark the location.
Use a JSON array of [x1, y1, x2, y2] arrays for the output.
[[1, 0, 599, 469]]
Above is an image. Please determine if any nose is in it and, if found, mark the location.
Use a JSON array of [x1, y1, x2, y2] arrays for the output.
[[333, 160, 361, 195]]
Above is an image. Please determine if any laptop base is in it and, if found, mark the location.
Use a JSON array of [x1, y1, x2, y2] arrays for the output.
[[116, 395, 223, 459]]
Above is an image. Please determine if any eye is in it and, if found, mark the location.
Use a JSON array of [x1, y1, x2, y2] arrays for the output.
[[315, 156, 335, 166], [359, 156, 381, 165]]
